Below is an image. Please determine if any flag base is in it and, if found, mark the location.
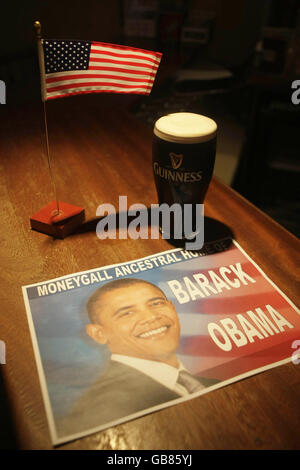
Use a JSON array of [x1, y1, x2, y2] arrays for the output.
[[30, 201, 85, 239]]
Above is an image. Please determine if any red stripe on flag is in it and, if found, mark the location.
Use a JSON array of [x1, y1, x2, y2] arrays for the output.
[[88, 65, 156, 76], [198, 291, 291, 316], [89, 57, 158, 69], [47, 82, 150, 93], [46, 74, 154, 84], [91, 40, 162, 59], [46, 88, 150, 100], [90, 48, 160, 65]]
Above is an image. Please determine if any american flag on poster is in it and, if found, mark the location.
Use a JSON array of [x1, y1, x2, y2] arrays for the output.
[[40, 39, 162, 101]]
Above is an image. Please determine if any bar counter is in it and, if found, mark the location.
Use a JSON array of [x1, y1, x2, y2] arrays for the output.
[[0, 94, 299, 449]]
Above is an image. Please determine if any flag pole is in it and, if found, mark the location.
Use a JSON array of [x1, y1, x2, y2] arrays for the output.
[[34, 20, 60, 217]]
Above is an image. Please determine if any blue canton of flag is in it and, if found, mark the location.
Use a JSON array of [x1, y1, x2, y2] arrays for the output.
[[43, 40, 91, 74]]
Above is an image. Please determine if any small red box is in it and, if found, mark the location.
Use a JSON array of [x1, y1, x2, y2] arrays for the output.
[[30, 201, 85, 239]]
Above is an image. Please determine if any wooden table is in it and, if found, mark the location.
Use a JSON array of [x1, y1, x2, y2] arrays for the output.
[[0, 94, 299, 450]]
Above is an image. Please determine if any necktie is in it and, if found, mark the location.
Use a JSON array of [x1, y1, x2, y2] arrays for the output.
[[176, 370, 205, 394]]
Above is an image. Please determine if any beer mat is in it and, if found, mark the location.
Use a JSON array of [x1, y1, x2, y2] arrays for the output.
[[22, 239, 300, 445]]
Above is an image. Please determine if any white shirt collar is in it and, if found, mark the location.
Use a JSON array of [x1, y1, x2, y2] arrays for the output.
[[111, 354, 187, 391]]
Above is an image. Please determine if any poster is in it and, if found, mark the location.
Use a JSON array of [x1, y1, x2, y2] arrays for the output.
[[22, 239, 300, 445]]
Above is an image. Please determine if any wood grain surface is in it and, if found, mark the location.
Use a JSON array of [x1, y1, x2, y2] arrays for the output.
[[0, 94, 299, 450]]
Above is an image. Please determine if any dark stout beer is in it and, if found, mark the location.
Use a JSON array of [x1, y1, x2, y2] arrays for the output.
[[152, 112, 217, 241]]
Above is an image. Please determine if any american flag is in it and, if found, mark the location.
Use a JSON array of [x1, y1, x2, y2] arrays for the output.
[[41, 39, 162, 101]]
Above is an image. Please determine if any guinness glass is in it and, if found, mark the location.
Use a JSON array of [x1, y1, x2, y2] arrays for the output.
[[152, 112, 217, 244]]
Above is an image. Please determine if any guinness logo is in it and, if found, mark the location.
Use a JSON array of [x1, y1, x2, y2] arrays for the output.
[[169, 152, 183, 169]]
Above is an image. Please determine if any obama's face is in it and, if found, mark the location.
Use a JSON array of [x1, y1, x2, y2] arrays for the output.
[[86, 283, 181, 365]]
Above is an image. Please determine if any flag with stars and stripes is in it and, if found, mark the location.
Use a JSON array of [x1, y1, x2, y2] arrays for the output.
[[40, 39, 162, 101]]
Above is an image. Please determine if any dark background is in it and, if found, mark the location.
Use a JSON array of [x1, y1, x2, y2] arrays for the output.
[[1, 0, 299, 237]]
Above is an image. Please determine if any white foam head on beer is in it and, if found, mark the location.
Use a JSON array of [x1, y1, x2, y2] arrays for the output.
[[154, 112, 217, 144]]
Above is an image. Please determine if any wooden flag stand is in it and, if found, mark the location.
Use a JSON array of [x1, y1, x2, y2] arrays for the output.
[[30, 201, 85, 239], [31, 21, 85, 238]]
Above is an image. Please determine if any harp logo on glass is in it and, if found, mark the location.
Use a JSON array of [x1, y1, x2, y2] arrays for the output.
[[169, 152, 183, 169], [0, 80, 6, 104], [0, 340, 6, 364]]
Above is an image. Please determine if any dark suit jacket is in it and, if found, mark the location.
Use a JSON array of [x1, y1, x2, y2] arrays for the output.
[[57, 360, 219, 437]]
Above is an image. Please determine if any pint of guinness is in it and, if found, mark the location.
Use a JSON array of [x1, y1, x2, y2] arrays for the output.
[[152, 112, 217, 244]]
